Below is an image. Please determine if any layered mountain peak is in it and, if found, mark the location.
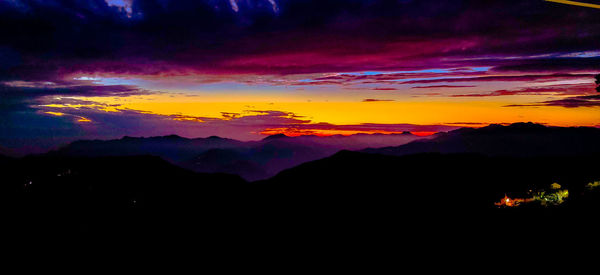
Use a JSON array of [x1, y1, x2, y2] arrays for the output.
[[262, 133, 290, 141]]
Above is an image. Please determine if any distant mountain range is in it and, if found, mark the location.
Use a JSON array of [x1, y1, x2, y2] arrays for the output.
[[3, 123, 600, 241], [362, 122, 600, 157], [43, 123, 600, 181], [50, 135, 248, 162], [49, 132, 424, 181]]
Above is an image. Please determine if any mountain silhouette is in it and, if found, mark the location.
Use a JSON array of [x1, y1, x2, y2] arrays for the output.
[[362, 122, 600, 157], [262, 133, 289, 140], [51, 135, 248, 163], [51, 132, 423, 180], [4, 126, 600, 244]]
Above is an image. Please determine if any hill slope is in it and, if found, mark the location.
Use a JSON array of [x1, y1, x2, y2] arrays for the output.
[[363, 122, 600, 157], [261, 150, 600, 223]]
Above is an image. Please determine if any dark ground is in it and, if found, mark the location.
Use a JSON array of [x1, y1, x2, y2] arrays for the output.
[[2, 151, 600, 246]]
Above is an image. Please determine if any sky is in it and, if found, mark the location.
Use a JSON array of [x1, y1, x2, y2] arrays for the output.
[[1, 0, 599, 155]]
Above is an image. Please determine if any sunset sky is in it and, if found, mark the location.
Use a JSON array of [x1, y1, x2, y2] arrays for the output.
[[1, 0, 599, 154]]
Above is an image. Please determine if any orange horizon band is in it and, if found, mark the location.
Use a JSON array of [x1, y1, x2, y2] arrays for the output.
[[545, 0, 600, 9]]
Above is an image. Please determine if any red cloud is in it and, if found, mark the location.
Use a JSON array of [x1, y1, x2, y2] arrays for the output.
[[362, 99, 395, 102]]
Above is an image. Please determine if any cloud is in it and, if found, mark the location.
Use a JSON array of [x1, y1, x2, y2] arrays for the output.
[[371, 87, 400, 91], [0, 81, 152, 98], [0, 82, 153, 155], [287, 70, 488, 87], [1, 0, 600, 80], [280, 72, 596, 89], [2, 0, 600, 154], [491, 57, 600, 72], [401, 73, 595, 84], [259, 122, 460, 137], [362, 99, 395, 102], [505, 95, 600, 108], [2, 96, 462, 156], [412, 85, 476, 89], [452, 83, 595, 97]]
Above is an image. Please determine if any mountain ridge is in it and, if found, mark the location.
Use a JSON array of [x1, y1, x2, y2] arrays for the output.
[[29, 122, 600, 181], [362, 122, 600, 157], [47, 131, 426, 180]]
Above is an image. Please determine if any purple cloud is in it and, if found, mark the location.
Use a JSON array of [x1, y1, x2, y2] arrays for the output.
[[505, 95, 600, 108], [452, 83, 595, 97], [412, 85, 476, 89], [1, 0, 600, 80]]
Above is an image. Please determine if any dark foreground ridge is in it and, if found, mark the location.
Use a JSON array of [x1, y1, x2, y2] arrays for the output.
[[2, 150, 600, 245], [3, 123, 600, 250]]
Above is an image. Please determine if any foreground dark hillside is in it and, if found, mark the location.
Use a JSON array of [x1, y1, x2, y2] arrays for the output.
[[2, 151, 600, 244], [1, 155, 248, 238], [263, 151, 600, 219]]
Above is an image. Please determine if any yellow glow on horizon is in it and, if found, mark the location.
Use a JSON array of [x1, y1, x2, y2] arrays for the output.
[[260, 128, 438, 137], [48, 94, 600, 128]]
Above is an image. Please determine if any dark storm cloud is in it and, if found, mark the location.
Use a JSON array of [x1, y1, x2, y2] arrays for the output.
[[491, 57, 600, 72], [1, 0, 600, 80], [0, 82, 151, 98], [0, 82, 153, 155]]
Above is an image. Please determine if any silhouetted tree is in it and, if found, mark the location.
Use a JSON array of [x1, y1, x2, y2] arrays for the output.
[[596, 74, 600, 93]]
